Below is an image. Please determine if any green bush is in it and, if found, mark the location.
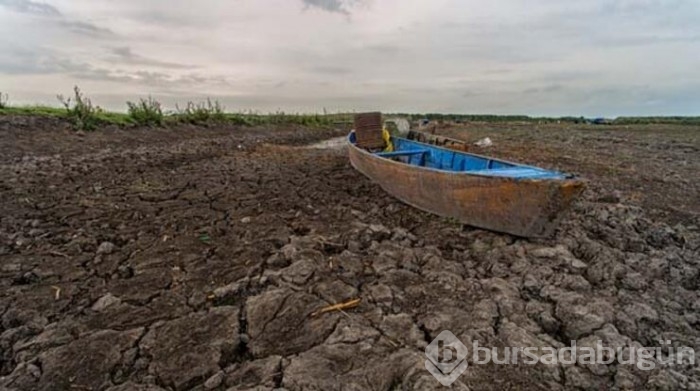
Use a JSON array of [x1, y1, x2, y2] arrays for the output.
[[127, 97, 164, 126], [175, 98, 226, 124], [57, 86, 101, 131], [0, 92, 8, 109]]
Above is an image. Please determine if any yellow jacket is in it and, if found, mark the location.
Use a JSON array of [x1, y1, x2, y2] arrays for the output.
[[382, 128, 394, 152]]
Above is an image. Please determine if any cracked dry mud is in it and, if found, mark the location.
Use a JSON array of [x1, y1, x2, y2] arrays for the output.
[[0, 118, 699, 390]]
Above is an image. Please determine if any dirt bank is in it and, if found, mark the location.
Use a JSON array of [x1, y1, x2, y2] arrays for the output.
[[0, 118, 698, 390]]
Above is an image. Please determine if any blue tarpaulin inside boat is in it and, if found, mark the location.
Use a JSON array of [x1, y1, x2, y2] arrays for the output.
[[376, 137, 567, 180]]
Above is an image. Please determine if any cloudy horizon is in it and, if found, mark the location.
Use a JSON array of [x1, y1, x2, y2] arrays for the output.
[[1, 0, 699, 117]]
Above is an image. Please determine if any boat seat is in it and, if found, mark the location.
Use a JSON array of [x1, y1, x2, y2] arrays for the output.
[[354, 112, 386, 149], [376, 149, 428, 158], [470, 167, 564, 179]]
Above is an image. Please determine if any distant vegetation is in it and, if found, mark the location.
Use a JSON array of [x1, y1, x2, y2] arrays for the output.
[[397, 113, 532, 122], [174, 99, 226, 124], [127, 97, 164, 127], [57, 86, 108, 131], [611, 116, 700, 125], [0, 87, 338, 130], [392, 113, 700, 126], [1, 87, 699, 130]]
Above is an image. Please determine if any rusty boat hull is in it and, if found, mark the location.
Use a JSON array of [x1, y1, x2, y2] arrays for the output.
[[348, 134, 585, 237]]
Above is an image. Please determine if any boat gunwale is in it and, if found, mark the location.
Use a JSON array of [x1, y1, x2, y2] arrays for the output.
[[348, 133, 583, 183]]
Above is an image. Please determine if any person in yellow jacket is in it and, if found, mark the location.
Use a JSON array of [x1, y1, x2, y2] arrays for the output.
[[382, 127, 394, 152]]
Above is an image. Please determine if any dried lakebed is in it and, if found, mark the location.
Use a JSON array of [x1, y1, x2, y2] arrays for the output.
[[0, 118, 698, 390]]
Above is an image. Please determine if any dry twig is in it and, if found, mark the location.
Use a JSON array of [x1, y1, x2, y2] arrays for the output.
[[51, 286, 61, 300], [311, 298, 361, 317]]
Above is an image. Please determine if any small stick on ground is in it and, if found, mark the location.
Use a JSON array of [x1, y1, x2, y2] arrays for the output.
[[51, 286, 61, 300], [311, 298, 361, 317]]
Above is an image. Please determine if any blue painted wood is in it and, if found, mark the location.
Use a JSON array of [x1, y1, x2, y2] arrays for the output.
[[469, 168, 562, 179], [381, 136, 567, 180], [376, 150, 428, 158]]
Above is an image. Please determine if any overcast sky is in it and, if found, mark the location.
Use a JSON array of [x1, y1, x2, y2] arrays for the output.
[[1, 0, 699, 116]]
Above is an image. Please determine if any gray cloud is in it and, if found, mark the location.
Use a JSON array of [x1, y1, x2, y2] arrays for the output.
[[301, 0, 358, 15], [0, 0, 114, 37], [311, 66, 352, 75], [523, 85, 565, 95], [109, 47, 194, 69], [1, 0, 699, 116], [0, 0, 59, 16], [60, 20, 114, 37], [593, 33, 700, 47], [0, 47, 99, 76], [64, 63, 228, 89], [0, 46, 222, 90], [0, 51, 122, 81], [71, 68, 230, 93]]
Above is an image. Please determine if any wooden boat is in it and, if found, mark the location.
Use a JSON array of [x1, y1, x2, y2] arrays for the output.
[[348, 133, 585, 237], [405, 130, 473, 152]]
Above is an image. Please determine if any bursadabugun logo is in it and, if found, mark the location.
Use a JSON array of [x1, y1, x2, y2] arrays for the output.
[[425, 330, 696, 386], [424, 330, 469, 386]]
